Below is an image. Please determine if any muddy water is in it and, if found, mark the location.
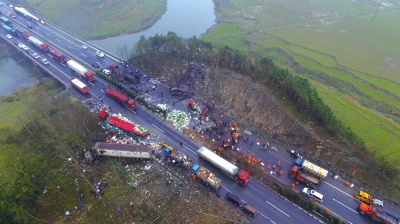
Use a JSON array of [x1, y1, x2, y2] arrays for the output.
[[0, 56, 36, 96], [90, 0, 216, 55]]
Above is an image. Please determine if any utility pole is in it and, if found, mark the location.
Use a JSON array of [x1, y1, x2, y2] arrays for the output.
[[371, 1, 382, 23], [17, 116, 32, 135]]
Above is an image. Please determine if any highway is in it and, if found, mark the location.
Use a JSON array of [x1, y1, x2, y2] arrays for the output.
[[1, 2, 399, 223]]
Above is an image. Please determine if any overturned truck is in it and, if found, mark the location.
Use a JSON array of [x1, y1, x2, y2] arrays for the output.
[[92, 142, 152, 159]]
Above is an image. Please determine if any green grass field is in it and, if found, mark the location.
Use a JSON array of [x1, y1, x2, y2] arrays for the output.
[[205, 0, 400, 164], [20, 0, 167, 39]]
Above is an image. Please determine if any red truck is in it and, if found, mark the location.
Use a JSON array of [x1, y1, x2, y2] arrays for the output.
[[97, 109, 147, 137], [49, 49, 67, 63], [358, 202, 400, 224], [27, 36, 49, 52], [103, 86, 136, 111], [70, 78, 89, 94], [289, 157, 328, 188]]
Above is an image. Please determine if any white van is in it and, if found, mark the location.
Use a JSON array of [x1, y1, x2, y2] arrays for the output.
[[302, 187, 323, 203]]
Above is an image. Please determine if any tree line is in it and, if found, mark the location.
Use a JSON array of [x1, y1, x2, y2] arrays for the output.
[[133, 32, 364, 146]]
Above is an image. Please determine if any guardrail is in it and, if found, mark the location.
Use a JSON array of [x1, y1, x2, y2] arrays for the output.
[[28, 11, 122, 62], [0, 34, 68, 88]]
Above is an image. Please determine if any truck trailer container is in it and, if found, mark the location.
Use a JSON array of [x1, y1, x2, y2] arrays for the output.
[[1, 23, 18, 37], [358, 202, 399, 224], [66, 60, 94, 82], [92, 142, 152, 159], [197, 146, 249, 186], [0, 16, 12, 26], [14, 6, 47, 25], [97, 109, 147, 137], [103, 86, 136, 111], [49, 49, 67, 63], [191, 164, 221, 190], [27, 36, 48, 52], [70, 78, 89, 94], [289, 157, 328, 188]]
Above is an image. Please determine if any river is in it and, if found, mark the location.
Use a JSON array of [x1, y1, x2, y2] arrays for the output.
[[0, 0, 216, 97], [0, 56, 36, 96], [90, 0, 216, 55]]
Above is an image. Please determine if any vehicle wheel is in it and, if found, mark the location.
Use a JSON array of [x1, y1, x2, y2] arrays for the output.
[[225, 197, 228, 200], [360, 211, 365, 215], [290, 174, 295, 178]]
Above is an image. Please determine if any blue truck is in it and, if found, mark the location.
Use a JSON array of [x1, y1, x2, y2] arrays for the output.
[[191, 164, 221, 190], [1, 23, 18, 37]]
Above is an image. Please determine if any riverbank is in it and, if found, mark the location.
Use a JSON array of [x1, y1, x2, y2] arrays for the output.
[[22, 0, 167, 40]]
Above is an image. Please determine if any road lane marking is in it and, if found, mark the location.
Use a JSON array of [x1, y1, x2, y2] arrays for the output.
[[56, 39, 61, 42], [151, 124, 164, 133], [323, 181, 353, 198], [183, 145, 197, 155], [45, 32, 49, 35], [81, 53, 87, 57], [266, 200, 290, 217], [333, 199, 358, 214], [67, 45, 72, 49], [259, 212, 276, 224], [50, 64, 70, 79]]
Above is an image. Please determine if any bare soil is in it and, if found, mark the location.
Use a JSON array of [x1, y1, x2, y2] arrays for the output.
[[132, 57, 400, 203]]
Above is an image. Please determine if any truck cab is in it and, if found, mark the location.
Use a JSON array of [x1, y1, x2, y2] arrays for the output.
[[237, 170, 249, 185], [191, 164, 200, 174]]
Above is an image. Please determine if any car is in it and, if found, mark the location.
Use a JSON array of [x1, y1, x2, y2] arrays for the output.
[[225, 192, 241, 206], [95, 51, 104, 58], [31, 52, 40, 59], [27, 24, 33, 29], [21, 45, 29, 51], [6, 34, 12, 39], [13, 41, 19, 46], [8, 4, 13, 8], [41, 58, 49, 65], [102, 69, 111, 75], [302, 187, 323, 203], [92, 62, 101, 68], [18, 43, 24, 48], [81, 45, 87, 50]]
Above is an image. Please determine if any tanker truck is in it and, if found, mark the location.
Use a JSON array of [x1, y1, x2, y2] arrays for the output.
[[27, 36, 49, 52], [103, 86, 136, 111], [197, 146, 249, 186], [289, 157, 328, 188], [191, 164, 221, 191], [66, 60, 95, 82]]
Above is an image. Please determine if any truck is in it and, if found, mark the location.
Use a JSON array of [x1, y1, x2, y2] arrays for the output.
[[197, 146, 249, 186], [92, 142, 152, 159], [195, 120, 216, 134], [191, 164, 221, 191], [66, 60, 94, 82], [1, 23, 18, 37], [289, 157, 328, 188], [14, 6, 47, 25], [49, 49, 67, 63], [161, 141, 192, 169], [358, 202, 400, 224], [103, 86, 136, 111], [97, 109, 148, 137], [27, 36, 49, 52], [70, 78, 89, 94], [15, 27, 28, 39], [0, 16, 12, 26], [355, 190, 384, 207]]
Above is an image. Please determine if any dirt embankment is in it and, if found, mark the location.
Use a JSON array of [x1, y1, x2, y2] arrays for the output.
[[132, 57, 400, 202]]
